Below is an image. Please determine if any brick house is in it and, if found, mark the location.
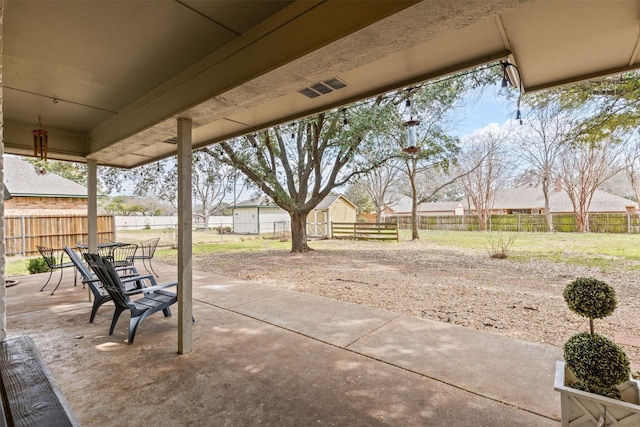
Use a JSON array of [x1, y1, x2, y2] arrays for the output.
[[4, 156, 88, 215]]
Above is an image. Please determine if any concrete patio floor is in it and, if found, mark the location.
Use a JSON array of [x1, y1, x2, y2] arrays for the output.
[[6, 261, 561, 426]]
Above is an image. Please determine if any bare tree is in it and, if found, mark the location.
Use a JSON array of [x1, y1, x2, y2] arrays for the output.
[[355, 159, 403, 222], [557, 138, 625, 232], [191, 151, 239, 228], [515, 95, 571, 231], [456, 126, 513, 230], [624, 136, 640, 205]]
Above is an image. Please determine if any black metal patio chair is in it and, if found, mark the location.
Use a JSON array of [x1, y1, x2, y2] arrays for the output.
[[36, 245, 76, 295], [105, 243, 138, 268], [85, 253, 180, 344], [131, 237, 160, 277]]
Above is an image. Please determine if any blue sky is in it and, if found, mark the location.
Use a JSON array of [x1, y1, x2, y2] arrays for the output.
[[451, 85, 517, 138]]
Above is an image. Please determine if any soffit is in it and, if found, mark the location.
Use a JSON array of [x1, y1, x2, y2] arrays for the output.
[[3, 0, 640, 168]]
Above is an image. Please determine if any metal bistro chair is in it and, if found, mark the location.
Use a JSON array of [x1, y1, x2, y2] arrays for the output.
[[36, 245, 76, 295], [105, 243, 138, 268], [131, 237, 160, 277]]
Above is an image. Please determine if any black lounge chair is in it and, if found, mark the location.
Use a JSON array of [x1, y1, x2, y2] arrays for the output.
[[36, 245, 76, 295], [85, 254, 179, 344], [63, 246, 140, 323]]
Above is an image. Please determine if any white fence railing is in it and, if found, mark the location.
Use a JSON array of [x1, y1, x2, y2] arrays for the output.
[[115, 216, 232, 230]]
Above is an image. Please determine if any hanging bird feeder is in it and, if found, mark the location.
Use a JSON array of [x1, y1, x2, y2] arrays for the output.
[[402, 98, 421, 154]]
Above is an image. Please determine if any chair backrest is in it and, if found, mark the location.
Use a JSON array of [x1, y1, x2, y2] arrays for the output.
[[110, 243, 138, 267], [140, 238, 160, 258], [85, 254, 131, 310], [62, 246, 92, 280], [36, 245, 56, 269]]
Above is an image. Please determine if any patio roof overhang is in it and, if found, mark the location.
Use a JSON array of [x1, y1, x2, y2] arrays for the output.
[[5, 0, 640, 169]]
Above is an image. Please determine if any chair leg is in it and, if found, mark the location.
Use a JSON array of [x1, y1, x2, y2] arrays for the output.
[[39, 269, 54, 292], [109, 307, 127, 335], [162, 308, 171, 317], [143, 258, 159, 278], [49, 268, 65, 295], [128, 315, 144, 344], [90, 295, 111, 323]]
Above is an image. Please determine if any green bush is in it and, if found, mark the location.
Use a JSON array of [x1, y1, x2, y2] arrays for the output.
[[562, 277, 630, 399], [563, 277, 617, 320], [25, 257, 50, 274], [564, 332, 630, 397]]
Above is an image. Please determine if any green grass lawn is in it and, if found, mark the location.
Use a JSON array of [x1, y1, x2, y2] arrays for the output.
[[412, 230, 640, 271], [8, 229, 640, 277]]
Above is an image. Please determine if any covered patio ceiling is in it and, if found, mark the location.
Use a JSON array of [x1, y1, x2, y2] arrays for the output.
[[4, 0, 640, 169]]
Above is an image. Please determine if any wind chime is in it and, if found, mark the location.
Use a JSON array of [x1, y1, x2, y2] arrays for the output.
[[32, 116, 48, 161]]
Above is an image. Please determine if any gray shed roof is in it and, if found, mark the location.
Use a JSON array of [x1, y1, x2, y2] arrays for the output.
[[4, 156, 87, 198]]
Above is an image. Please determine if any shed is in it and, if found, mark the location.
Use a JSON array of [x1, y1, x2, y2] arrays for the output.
[[307, 194, 357, 237], [3, 156, 88, 215], [232, 197, 290, 235], [232, 194, 357, 237]]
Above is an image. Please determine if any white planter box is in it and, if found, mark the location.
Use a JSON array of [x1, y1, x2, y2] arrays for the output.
[[555, 361, 640, 426]]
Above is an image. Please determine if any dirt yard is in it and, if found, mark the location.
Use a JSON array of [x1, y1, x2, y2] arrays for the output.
[[190, 238, 640, 369]]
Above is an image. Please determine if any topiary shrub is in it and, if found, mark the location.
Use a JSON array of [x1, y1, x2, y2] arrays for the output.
[[564, 332, 629, 399], [26, 257, 50, 274], [563, 277, 616, 334], [562, 277, 630, 399]]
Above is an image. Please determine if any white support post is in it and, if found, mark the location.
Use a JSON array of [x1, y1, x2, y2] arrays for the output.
[[87, 160, 98, 254], [0, 2, 5, 341], [177, 118, 193, 354]]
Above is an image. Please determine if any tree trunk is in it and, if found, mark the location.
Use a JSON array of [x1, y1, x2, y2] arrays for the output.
[[290, 211, 311, 253], [542, 177, 554, 232], [411, 190, 420, 240]]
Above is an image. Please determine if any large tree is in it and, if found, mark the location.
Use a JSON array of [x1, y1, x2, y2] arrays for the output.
[[556, 137, 625, 232], [515, 94, 571, 231], [456, 126, 513, 231], [206, 100, 395, 252]]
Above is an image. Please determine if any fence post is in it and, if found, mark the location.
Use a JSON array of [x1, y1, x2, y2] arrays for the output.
[[21, 216, 26, 257], [628, 213, 631, 234]]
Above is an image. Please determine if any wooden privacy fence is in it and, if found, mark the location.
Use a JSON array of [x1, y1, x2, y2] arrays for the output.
[[6, 215, 115, 257], [331, 222, 399, 242], [386, 213, 640, 234]]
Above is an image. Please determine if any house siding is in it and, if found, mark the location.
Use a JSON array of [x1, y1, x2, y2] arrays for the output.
[[5, 196, 88, 215]]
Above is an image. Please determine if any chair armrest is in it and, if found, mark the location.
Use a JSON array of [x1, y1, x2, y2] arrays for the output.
[[135, 281, 178, 295], [120, 274, 157, 286], [124, 282, 177, 295], [81, 277, 100, 285]]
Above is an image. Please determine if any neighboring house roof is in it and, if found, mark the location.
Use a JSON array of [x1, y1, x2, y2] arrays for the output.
[[387, 196, 464, 214], [234, 194, 355, 210], [491, 185, 638, 213], [4, 156, 87, 198]]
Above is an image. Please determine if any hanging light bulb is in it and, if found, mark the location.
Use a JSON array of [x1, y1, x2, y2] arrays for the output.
[[402, 98, 420, 154], [32, 116, 48, 161]]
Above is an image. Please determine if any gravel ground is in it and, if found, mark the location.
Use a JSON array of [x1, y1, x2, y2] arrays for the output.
[[192, 238, 640, 370]]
